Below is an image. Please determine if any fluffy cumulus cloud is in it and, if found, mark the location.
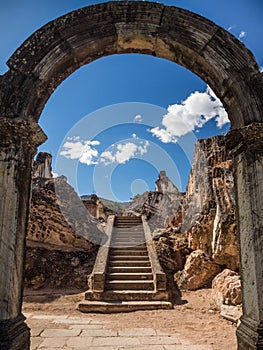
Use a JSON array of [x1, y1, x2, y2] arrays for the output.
[[149, 86, 229, 143], [60, 138, 100, 165], [100, 140, 149, 165], [60, 137, 150, 167], [238, 31, 246, 40], [134, 114, 143, 123]]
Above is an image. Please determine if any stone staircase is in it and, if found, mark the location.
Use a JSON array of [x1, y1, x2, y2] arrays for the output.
[[78, 215, 172, 312]]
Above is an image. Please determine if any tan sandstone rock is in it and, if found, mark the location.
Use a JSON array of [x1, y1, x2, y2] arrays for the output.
[[182, 136, 239, 271], [212, 269, 242, 309], [174, 249, 221, 290]]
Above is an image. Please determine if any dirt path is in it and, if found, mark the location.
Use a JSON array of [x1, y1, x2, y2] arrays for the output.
[[23, 288, 237, 350]]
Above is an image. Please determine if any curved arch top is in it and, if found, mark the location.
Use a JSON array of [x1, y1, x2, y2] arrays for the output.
[[0, 1, 263, 128]]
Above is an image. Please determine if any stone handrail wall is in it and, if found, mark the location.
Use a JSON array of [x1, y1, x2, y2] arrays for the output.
[[142, 215, 166, 291], [90, 215, 115, 292]]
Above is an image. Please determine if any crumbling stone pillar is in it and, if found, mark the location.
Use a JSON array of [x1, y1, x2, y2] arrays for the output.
[[0, 118, 46, 349], [227, 123, 263, 350]]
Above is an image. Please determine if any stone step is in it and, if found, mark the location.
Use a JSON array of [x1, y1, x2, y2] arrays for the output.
[[110, 246, 147, 251], [108, 266, 152, 273], [111, 240, 145, 244], [112, 236, 145, 239], [78, 300, 172, 313], [109, 255, 149, 261], [106, 280, 154, 290], [112, 231, 144, 235], [111, 237, 146, 244], [84, 290, 170, 302], [108, 260, 151, 267], [112, 244, 147, 249], [113, 229, 144, 232], [110, 250, 148, 256], [115, 217, 142, 222], [113, 226, 143, 230], [107, 272, 153, 281]]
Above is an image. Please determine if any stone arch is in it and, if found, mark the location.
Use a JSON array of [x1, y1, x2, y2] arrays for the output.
[[0, 2, 262, 349], [0, 1, 262, 128]]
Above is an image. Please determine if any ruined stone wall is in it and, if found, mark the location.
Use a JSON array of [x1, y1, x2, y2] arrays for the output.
[[82, 195, 107, 220]]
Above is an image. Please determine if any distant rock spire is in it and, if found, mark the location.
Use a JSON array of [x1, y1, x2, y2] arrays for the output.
[[33, 152, 52, 178]]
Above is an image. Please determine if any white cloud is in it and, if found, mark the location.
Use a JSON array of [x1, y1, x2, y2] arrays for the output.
[[52, 171, 59, 178], [149, 85, 229, 143], [227, 25, 235, 31], [260, 66, 263, 73], [100, 140, 149, 165], [116, 143, 138, 163], [238, 31, 246, 40], [100, 150, 116, 165], [132, 133, 137, 138], [60, 138, 100, 165], [67, 136, 80, 141], [134, 114, 143, 123]]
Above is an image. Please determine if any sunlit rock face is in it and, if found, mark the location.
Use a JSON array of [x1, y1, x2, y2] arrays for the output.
[[212, 268, 242, 309], [28, 176, 104, 248], [211, 268, 242, 323], [182, 136, 238, 271], [26, 155, 105, 290], [126, 170, 183, 229], [174, 249, 222, 290], [33, 152, 53, 178]]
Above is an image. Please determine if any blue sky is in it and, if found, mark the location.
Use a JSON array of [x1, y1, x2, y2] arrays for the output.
[[1, 0, 262, 202]]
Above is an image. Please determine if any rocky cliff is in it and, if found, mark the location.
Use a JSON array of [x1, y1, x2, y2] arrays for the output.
[[181, 136, 238, 271], [27, 176, 104, 248], [153, 136, 239, 292], [25, 155, 105, 290]]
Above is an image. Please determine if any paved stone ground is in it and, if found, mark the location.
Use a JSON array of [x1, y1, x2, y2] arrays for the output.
[[26, 313, 214, 350]]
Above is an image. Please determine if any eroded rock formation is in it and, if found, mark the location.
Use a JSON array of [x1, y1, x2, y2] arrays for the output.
[[33, 152, 52, 178], [182, 136, 238, 270], [25, 155, 105, 290], [211, 269, 242, 322], [212, 269, 242, 308], [152, 136, 239, 292], [28, 177, 104, 248], [174, 249, 221, 290], [126, 170, 182, 229]]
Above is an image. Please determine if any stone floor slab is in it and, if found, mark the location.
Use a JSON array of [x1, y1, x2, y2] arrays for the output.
[[118, 328, 157, 336], [39, 337, 68, 348], [30, 337, 43, 350], [52, 318, 91, 325], [119, 346, 165, 350], [71, 348, 117, 350], [81, 329, 118, 337], [41, 328, 81, 337], [164, 345, 213, 350], [32, 315, 66, 320], [70, 324, 106, 330], [31, 328, 44, 337], [92, 336, 140, 346], [67, 336, 93, 347]]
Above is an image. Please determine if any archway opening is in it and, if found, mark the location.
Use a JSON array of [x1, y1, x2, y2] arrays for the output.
[[23, 53, 238, 350], [0, 2, 262, 350]]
